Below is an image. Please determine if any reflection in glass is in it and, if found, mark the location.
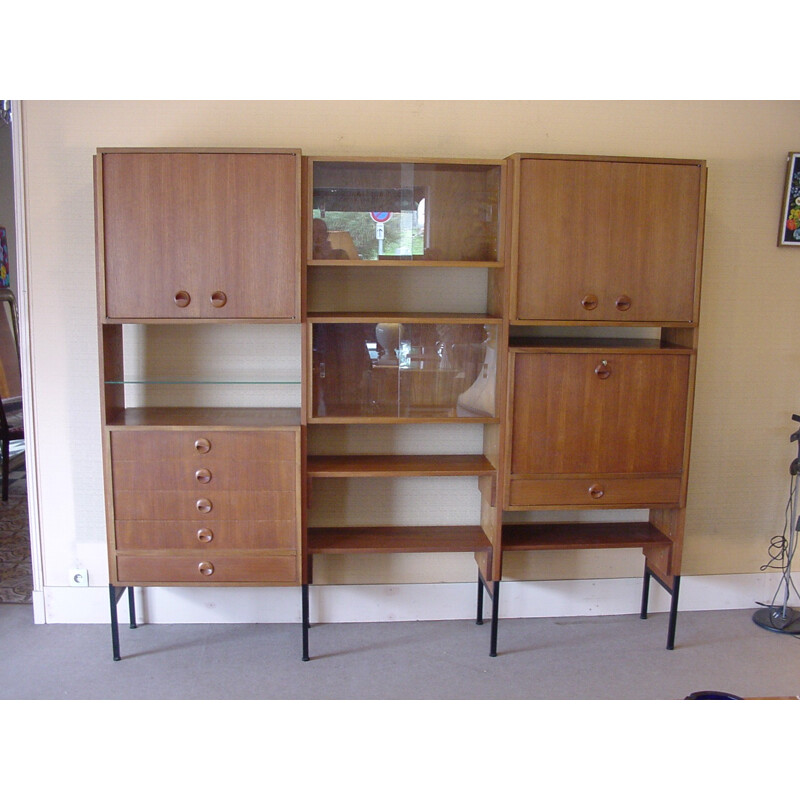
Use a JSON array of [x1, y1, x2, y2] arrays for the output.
[[312, 322, 497, 419], [311, 161, 501, 262]]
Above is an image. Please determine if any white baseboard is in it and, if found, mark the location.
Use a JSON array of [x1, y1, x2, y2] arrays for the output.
[[37, 572, 784, 625]]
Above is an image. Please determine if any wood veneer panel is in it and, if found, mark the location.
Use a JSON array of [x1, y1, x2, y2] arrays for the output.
[[308, 525, 491, 554]]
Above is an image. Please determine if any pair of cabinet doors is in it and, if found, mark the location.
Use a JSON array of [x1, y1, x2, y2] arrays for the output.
[[98, 151, 300, 320]]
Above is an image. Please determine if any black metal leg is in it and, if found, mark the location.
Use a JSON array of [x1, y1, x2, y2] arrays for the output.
[[109, 584, 122, 662], [127, 586, 137, 629], [640, 566, 652, 620], [301, 584, 310, 662], [666, 575, 681, 651], [476, 576, 484, 625], [489, 580, 500, 657]]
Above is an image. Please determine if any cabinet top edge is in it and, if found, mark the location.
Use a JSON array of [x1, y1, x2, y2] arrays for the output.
[[306, 155, 506, 167], [96, 147, 302, 156], [507, 152, 706, 167]]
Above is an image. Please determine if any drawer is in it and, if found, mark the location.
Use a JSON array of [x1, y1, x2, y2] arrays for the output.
[[114, 519, 298, 550], [116, 553, 298, 584], [110, 429, 298, 463], [112, 490, 296, 521], [508, 476, 682, 508], [111, 458, 297, 492]]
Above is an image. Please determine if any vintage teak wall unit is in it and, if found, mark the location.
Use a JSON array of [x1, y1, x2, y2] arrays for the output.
[[94, 147, 706, 661]]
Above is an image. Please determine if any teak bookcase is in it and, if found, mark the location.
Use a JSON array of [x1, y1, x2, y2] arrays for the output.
[[95, 148, 706, 660]]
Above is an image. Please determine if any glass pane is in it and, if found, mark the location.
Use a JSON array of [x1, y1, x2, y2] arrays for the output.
[[311, 161, 501, 262], [312, 322, 498, 419]]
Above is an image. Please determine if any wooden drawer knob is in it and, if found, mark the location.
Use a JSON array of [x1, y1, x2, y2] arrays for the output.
[[198, 561, 215, 576], [581, 294, 598, 310], [615, 294, 632, 311], [196, 498, 212, 513], [210, 290, 227, 308], [594, 360, 611, 379], [173, 290, 191, 308], [195, 468, 212, 484], [197, 528, 214, 543], [194, 438, 211, 454], [588, 483, 605, 499]]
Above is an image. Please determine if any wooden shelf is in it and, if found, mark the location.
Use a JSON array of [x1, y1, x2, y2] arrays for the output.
[[508, 337, 694, 352], [105, 406, 302, 429], [501, 522, 672, 551], [307, 454, 495, 478], [308, 525, 492, 555]]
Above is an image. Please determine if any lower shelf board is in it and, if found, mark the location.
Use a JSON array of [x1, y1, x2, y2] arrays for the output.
[[308, 525, 492, 555], [501, 521, 672, 551]]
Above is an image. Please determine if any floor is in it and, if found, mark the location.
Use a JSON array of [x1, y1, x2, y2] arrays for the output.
[[2, 463, 799, 701]]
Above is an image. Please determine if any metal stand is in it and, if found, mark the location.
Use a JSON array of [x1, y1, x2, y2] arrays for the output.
[[109, 584, 137, 661], [753, 414, 800, 636], [476, 574, 500, 657], [640, 567, 681, 650]]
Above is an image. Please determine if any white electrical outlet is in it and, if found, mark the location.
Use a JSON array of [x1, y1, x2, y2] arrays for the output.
[[69, 568, 89, 587]]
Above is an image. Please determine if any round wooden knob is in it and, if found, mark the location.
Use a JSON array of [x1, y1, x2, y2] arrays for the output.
[[195, 468, 212, 484], [197, 528, 214, 543], [174, 290, 191, 308], [198, 561, 215, 576], [194, 438, 211, 454], [581, 294, 598, 310], [594, 360, 611, 379], [196, 498, 212, 513], [588, 483, 605, 499], [210, 290, 227, 308], [615, 295, 632, 312]]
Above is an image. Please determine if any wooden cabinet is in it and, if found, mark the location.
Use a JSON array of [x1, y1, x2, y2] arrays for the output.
[[506, 342, 692, 508], [108, 428, 301, 585], [500, 153, 707, 651], [510, 154, 705, 323], [97, 149, 300, 320], [95, 148, 304, 660]]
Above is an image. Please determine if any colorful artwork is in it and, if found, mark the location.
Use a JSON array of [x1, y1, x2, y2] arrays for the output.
[[0, 227, 8, 287], [779, 153, 800, 246]]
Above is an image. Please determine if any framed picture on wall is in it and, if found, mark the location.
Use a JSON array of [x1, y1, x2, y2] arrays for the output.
[[779, 153, 800, 246], [0, 227, 8, 286]]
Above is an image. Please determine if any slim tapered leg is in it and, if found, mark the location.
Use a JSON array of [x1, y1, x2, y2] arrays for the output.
[[109, 584, 121, 662], [127, 586, 137, 629], [476, 576, 484, 625], [490, 580, 500, 657], [640, 566, 651, 620], [301, 584, 310, 662], [666, 575, 681, 651]]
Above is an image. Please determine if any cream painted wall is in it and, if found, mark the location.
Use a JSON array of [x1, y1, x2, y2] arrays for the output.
[[18, 100, 800, 619]]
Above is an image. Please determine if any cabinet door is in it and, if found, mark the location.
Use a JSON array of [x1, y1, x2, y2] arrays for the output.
[[509, 351, 690, 476], [514, 157, 702, 323], [100, 151, 298, 320]]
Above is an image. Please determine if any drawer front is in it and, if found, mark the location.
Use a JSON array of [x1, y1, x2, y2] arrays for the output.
[[116, 553, 298, 584], [114, 519, 298, 550], [112, 459, 296, 492], [112, 490, 296, 521], [508, 476, 682, 508], [110, 430, 298, 463]]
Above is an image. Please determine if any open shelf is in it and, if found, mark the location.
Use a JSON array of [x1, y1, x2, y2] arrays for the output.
[[307, 454, 495, 478], [308, 525, 492, 555], [104, 406, 302, 428], [501, 522, 672, 551]]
